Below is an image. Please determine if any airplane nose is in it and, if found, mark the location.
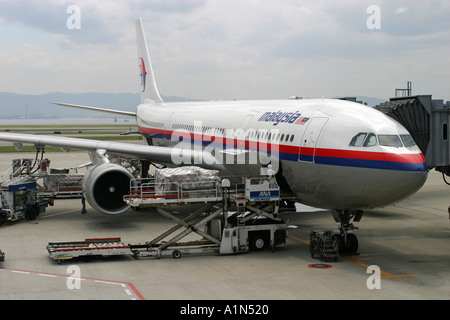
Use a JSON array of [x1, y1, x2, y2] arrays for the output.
[[383, 164, 428, 205], [381, 149, 427, 193]]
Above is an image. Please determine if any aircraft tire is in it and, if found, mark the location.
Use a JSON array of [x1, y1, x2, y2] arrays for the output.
[[336, 234, 358, 254]]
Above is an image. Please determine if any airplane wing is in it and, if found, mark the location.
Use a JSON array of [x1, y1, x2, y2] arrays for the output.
[[51, 102, 136, 117], [0, 132, 223, 170]]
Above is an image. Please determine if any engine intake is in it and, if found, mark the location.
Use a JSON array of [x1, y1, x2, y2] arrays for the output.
[[83, 163, 133, 215]]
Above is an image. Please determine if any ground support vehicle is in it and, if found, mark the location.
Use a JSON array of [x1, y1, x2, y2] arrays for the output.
[[0, 156, 85, 225], [47, 169, 289, 263], [47, 238, 133, 264], [309, 230, 339, 261]]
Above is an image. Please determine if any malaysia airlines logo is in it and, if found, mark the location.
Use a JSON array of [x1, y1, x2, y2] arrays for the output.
[[257, 110, 310, 126], [139, 57, 147, 92], [295, 117, 310, 125]]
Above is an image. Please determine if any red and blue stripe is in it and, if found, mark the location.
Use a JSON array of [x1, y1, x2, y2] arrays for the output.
[[139, 127, 427, 172]]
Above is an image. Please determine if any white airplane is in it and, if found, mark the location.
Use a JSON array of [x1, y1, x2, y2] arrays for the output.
[[0, 18, 428, 252]]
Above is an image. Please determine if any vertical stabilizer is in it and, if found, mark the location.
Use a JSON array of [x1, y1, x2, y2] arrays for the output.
[[136, 18, 163, 104]]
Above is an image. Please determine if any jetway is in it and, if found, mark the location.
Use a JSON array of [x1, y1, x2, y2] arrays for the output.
[[375, 94, 450, 175]]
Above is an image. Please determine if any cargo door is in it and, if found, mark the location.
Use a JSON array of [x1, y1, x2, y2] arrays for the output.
[[299, 117, 328, 162]]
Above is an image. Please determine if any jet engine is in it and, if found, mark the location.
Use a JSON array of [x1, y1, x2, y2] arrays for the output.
[[83, 163, 133, 215]]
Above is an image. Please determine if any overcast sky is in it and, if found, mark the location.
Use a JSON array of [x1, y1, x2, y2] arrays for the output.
[[0, 0, 449, 101]]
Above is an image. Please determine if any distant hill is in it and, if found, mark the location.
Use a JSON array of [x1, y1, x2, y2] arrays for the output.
[[0, 92, 386, 120], [0, 92, 199, 120]]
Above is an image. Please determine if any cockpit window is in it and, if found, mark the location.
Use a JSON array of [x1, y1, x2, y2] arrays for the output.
[[363, 133, 377, 147], [400, 134, 416, 147], [378, 135, 403, 147], [349, 132, 377, 147], [349, 133, 367, 147]]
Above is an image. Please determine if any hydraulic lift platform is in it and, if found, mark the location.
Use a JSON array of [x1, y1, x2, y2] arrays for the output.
[[47, 172, 289, 263], [125, 175, 288, 259]]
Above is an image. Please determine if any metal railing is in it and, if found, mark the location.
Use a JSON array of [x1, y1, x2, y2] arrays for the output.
[[125, 178, 222, 204]]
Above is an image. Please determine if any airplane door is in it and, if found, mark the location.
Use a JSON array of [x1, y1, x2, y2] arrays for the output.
[[299, 117, 328, 162]]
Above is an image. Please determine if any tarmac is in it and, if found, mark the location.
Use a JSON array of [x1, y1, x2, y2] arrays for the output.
[[0, 151, 449, 302]]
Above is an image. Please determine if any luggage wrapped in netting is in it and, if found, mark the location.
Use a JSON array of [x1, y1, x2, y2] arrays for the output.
[[154, 166, 221, 198], [44, 174, 84, 192]]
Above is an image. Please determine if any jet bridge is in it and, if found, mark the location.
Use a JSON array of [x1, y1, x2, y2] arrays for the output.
[[375, 95, 450, 175], [375, 94, 450, 216]]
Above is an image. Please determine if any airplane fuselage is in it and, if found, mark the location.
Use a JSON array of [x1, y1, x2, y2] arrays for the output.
[[136, 98, 428, 211]]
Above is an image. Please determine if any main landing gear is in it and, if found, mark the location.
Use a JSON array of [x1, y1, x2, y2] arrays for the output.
[[331, 209, 363, 254]]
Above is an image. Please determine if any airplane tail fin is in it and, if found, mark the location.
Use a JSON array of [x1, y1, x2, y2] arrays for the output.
[[136, 18, 163, 104]]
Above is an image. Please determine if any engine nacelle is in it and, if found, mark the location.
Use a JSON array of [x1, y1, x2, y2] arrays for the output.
[[83, 163, 133, 215]]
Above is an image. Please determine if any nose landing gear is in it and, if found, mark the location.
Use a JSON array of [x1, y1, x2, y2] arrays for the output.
[[331, 209, 363, 254]]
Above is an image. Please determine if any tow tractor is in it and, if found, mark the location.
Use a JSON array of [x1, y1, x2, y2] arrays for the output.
[[309, 230, 339, 261], [47, 166, 290, 263], [0, 153, 85, 225]]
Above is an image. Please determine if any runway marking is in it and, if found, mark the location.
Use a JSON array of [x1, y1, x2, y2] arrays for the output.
[[341, 255, 418, 280], [393, 203, 447, 218], [288, 234, 309, 245], [353, 257, 373, 261], [288, 234, 418, 281], [1, 207, 92, 226], [0, 267, 144, 300], [38, 273, 57, 278], [41, 207, 92, 219], [95, 280, 121, 285], [11, 270, 30, 275]]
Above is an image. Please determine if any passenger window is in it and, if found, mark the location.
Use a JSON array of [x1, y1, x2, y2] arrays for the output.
[[363, 133, 377, 147], [349, 133, 367, 147], [378, 135, 402, 147]]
